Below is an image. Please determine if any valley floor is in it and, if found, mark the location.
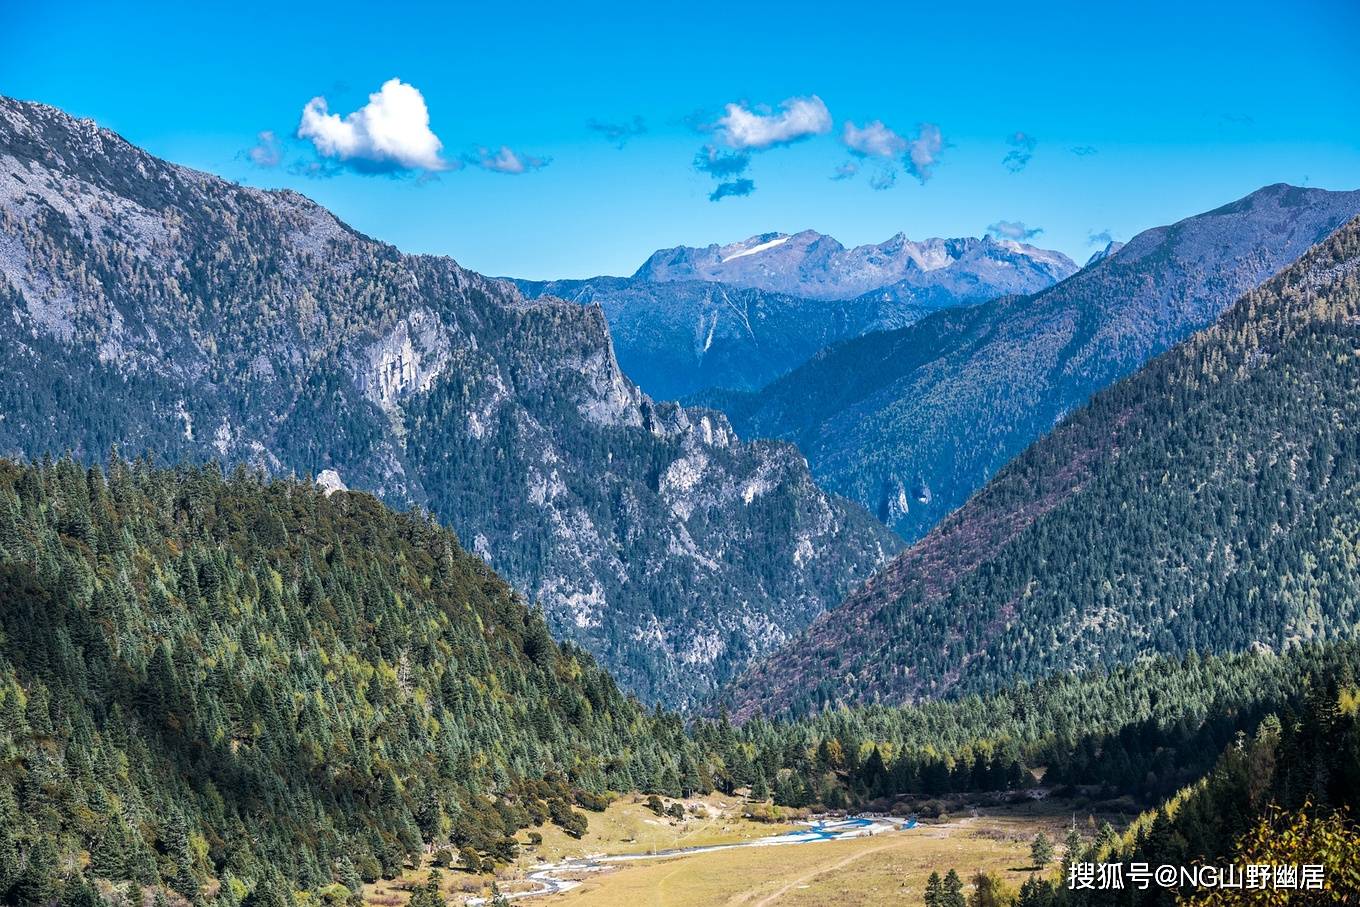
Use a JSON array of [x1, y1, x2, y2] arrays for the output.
[[367, 797, 1090, 906]]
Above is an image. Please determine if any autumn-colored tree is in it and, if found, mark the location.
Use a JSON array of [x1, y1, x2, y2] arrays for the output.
[[1187, 804, 1360, 906]]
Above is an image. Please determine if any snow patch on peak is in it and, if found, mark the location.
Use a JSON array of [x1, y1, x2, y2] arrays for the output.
[[901, 239, 957, 272], [993, 239, 1077, 274], [720, 234, 791, 263], [629, 227, 1075, 300]]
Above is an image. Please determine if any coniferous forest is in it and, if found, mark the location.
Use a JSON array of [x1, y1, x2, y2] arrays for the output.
[[4, 451, 1360, 903], [0, 458, 698, 903]]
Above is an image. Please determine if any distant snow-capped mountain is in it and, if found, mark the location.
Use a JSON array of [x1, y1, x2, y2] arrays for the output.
[[632, 229, 1079, 301], [517, 230, 1077, 399]]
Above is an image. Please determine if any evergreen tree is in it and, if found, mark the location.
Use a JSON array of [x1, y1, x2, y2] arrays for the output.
[[940, 868, 966, 907], [750, 768, 770, 802], [1062, 826, 1084, 869], [407, 871, 443, 907], [924, 870, 943, 907], [1016, 876, 1057, 907], [1030, 832, 1054, 868]]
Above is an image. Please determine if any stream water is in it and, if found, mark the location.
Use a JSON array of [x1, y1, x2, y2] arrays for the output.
[[470, 816, 916, 904]]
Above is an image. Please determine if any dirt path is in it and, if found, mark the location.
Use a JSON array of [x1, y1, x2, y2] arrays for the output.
[[726, 837, 904, 907]]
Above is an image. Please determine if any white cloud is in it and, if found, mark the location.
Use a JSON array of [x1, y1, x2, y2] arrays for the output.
[[247, 130, 282, 168], [906, 123, 944, 182], [716, 95, 832, 150], [842, 120, 908, 159], [988, 220, 1043, 241], [297, 79, 446, 173], [836, 120, 944, 188], [466, 145, 549, 174]]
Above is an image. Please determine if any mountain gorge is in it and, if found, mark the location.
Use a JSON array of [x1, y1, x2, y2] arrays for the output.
[[707, 184, 1360, 543], [9, 454, 1357, 906], [724, 212, 1360, 718], [516, 230, 1075, 399], [0, 96, 899, 709]]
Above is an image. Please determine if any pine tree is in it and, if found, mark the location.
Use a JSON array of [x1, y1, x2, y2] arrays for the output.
[[750, 768, 770, 802], [924, 870, 943, 907], [1062, 825, 1084, 869], [12, 835, 57, 905], [940, 868, 966, 907], [407, 871, 443, 907], [1030, 832, 1054, 868], [1016, 875, 1057, 907]]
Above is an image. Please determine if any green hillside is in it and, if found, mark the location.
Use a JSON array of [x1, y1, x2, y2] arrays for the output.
[[0, 457, 697, 903]]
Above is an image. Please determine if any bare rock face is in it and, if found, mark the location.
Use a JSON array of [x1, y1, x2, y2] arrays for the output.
[[315, 468, 347, 496], [0, 96, 900, 709]]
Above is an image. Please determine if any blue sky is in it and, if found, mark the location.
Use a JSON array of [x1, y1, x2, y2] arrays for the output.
[[5, 0, 1360, 279]]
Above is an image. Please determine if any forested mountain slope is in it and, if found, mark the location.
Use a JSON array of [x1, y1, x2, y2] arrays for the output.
[[725, 643, 1360, 814], [0, 96, 898, 709], [0, 458, 698, 902], [725, 214, 1360, 718], [707, 184, 1360, 542]]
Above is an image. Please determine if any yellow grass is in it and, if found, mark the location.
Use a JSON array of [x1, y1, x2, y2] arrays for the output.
[[530, 804, 1073, 907], [362, 793, 799, 906], [527, 794, 801, 863]]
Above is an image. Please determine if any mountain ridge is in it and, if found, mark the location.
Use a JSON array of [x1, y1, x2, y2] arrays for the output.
[[632, 228, 1078, 300], [0, 94, 900, 709]]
